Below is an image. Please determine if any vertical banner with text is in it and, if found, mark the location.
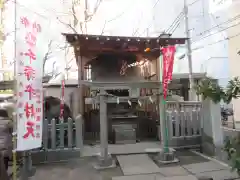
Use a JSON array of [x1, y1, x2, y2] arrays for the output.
[[16, 15, 43, 151], [162, 46, 176, 99]]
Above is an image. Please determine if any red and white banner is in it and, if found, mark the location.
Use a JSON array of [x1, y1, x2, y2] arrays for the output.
[[16, 15, 44, 151], [162, 46, 176, 99]]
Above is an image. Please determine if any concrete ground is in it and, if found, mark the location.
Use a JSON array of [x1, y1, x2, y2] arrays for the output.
[[25, 150, 239, 180]]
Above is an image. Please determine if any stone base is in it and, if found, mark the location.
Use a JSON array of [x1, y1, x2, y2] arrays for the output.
[[197, 177, 213, 180], [27, 166, 36, 177], [154, 148, 179, 164], [20, 166, 36, 179], [93, 154, 116, 170]]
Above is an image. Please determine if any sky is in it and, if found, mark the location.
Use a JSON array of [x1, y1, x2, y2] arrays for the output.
[[1, 0, 233, 85], [151, 0, 231, 86], [2, 0, 154, 80]]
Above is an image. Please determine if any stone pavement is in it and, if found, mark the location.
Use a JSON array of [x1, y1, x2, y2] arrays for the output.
[[26, 150, 240, 180], [113, 151, 240, 180], [28, 157, 123, 180], [117, 154, 161, 175], [112, 175, 198, 180], [82, 142, 162, 156]]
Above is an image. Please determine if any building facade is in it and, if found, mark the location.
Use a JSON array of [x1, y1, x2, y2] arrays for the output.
[[226, 0, 240, 128]]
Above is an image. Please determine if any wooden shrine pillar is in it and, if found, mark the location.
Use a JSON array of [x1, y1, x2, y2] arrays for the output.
[[77, 55, 84, 115], [76, 55, 85, 148]]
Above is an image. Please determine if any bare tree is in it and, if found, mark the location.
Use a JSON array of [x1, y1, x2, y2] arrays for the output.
[[52, 0, 131, 79], [42, 40, 69, 80], [42, 40, 53, 75], [53, 0, 104, 79], [56, 0, 104, 34]]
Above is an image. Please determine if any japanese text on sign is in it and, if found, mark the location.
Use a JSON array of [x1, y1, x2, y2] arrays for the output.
[[16, 16, 43, 151]]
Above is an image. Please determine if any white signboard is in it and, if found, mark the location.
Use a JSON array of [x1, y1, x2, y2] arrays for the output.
[[16, 16, 43, 151], [209, 0, 232, 13]]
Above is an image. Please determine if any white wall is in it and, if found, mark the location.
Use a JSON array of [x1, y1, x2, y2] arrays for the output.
[[226, 1, 240, 128]]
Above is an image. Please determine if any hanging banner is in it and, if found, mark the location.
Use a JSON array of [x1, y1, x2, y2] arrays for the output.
[[16, 15, 43, 151], [162, 46, 176, 99]]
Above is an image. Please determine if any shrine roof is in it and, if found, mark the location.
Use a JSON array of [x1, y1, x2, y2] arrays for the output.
[[62, 33, 187, 57]]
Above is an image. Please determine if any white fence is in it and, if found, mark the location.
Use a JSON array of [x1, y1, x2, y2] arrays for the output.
[[31, 116, 83, 164], [166, 101, 202, 147]]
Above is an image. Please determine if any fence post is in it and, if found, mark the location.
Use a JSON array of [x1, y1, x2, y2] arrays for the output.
[[75, 114, 83, 149], [180, 104, 185, 136], [59, 117, 65, 149], [51, 118, 56, 149], [42, 118, 48, 150], [67, 117, 73, 148]]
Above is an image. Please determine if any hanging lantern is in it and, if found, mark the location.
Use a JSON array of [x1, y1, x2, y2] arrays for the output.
[[144, 47, 151, 52]]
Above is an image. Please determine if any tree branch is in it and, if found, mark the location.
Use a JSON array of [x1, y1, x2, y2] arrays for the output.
[[100, 20, 107, 35], [132, 12, 143, 36], [195, 77, 240, 104], [85, 0, 103, 22], [43, 40, 53, 75], [71, 2, 84, 34], [56, 17, 78, 34]]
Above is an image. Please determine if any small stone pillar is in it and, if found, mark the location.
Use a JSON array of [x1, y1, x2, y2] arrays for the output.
[[75, 114, 83, 150], [93, 89, 115, 169], [99, 90, 108, 160], [201, 99, 224, 156]]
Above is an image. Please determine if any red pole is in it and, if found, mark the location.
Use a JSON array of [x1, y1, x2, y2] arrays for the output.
[[60, 79, 65, 118]]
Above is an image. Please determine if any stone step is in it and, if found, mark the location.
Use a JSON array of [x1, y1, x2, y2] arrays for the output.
[[112, 174, 198, 180], [116, 154, 161, 175]]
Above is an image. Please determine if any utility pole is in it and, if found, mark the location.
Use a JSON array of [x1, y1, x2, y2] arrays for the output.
[[184, 0, 195, 100]]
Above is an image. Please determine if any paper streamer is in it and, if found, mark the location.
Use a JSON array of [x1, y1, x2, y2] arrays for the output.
[[138, 99, 142, 107], [128, 100, 131, 106], [149, 96, 153, 103]]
